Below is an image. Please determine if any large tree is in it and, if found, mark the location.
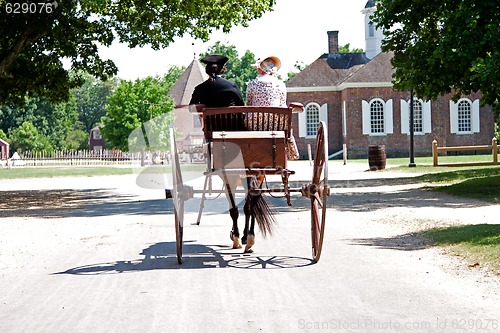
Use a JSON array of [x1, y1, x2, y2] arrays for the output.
[[100, 70, 181, 151], [0, 0, 276, 105], [72, 73, 118, 132], [0, 94, 88, 150], [371, 0, 499, 115]]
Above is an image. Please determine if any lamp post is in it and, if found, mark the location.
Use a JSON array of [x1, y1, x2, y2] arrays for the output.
[[143, 100, 160, 120], [409, 88, 416, 167], [141, 101, 167, 166]]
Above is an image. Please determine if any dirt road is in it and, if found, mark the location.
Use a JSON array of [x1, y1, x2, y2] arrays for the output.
[[1, 161, 499, 332]]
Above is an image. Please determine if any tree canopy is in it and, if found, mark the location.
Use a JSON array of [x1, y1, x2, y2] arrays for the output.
[[371, 0, 499, 115], [0, 0, 276, 105], [101, 66, 182, 151]]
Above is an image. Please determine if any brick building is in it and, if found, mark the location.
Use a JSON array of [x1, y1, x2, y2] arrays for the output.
[[89, 126, 104, 151], [0, 138, 9, 160], [287, 1, 495, 159]]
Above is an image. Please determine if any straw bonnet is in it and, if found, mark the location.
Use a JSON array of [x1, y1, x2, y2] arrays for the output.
[[252, 56, 281, 74]]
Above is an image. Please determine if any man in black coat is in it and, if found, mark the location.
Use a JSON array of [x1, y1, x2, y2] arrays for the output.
[[189, 54, 244, 107]]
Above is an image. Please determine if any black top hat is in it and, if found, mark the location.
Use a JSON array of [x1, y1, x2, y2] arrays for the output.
[[200, 54, 228, 66]]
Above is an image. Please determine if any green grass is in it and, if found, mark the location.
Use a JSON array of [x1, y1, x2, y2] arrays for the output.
[[0, 163, 208, 179], [348, 155, 500, 202], [388, 154, 496, 167], [432, 175, 500, 203], [414, 167, 500, 203], [0, 166, 134, 179], [424, 224, 500, 275], [344, 159, 499, 274]]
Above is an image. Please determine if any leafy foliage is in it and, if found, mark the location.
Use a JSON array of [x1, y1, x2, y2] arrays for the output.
[[0, 129, 7, 141], [372, 1, 500, 115], [101, 70, 182, 151], [0, 94, 87, 151], [72, 73, 118, 132], [0, 0, 276, 105], [338, 43, 363, 53], [9, 121, 53, 152]]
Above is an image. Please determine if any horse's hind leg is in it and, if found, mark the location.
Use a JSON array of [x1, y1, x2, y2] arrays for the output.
[[229, 206, 242, 249], [244, 177, 257, 253], [244, 217, 255, 254], [242, 200, 250, 245], [225, 177, 242, 249]]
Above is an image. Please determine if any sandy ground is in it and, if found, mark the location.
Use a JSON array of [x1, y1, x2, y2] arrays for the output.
[[0, 161, 499, 333]]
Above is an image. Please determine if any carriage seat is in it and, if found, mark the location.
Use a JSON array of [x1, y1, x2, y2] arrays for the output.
[[189, 104, 303, 170]]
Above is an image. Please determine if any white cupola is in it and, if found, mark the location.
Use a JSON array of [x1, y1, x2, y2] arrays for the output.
[[362, 0, 384, 59]]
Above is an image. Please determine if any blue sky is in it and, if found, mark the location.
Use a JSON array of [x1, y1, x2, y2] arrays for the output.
[[99, 0, 369, 81]]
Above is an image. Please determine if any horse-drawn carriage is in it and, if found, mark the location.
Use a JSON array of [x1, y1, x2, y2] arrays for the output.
[[166, 104, 329, 264]]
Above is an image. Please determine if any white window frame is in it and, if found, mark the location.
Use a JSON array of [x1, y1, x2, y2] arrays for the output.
[[368, 23, 375, 38], [362, 98, 393, 136], [450, 98, 480, 134], [299, 103, 328, 138], [400, 99, 432, 135]]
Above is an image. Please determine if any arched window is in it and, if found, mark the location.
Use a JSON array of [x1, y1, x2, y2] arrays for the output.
[[298, 103, 328, 138], [306, 103, 320, 136], [457, 100, 472, 133], [411, 99, 423, 133], [362, 98, 393, 136], [370, 99, 385, 133], [400, 99, 431, 135], [450, 98, 479, 134]]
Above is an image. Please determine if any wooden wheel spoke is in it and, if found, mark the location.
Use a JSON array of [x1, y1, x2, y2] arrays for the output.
[[310, 121, 328, 262], [170, 128, 184, 264], [313, 192, 324, 209]]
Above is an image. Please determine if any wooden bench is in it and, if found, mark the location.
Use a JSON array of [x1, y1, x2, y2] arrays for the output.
[[190, 104, 303, 173]]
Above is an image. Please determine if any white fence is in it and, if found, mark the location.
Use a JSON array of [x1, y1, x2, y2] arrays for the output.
[[7, 149, 149, 167]]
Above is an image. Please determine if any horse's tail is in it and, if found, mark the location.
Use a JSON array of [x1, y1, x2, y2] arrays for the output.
[[251, 193, 277, 237]]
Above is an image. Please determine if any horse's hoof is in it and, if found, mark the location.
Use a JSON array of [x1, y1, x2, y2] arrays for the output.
[[247, 235, 255, 247], [233, 238, 242, 249], [244, 246, 254, 253]]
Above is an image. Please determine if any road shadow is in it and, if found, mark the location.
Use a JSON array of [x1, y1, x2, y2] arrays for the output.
[[348, 232, 431, 251], [1, 177, 490, 219], [0, 189, 170, 219], [53, 241, 314, 274], [330, 186, 491, 212]]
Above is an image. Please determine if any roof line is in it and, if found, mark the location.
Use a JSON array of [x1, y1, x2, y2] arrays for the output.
[[287, 81, 393, 93]]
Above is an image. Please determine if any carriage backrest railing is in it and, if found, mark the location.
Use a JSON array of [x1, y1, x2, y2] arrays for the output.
[[199, 106, 294, 141], [188, 104, 303, 171]]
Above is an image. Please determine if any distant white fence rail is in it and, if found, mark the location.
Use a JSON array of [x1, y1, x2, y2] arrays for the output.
[[8, 149, 159, 167], [432, 138, 499, 167]]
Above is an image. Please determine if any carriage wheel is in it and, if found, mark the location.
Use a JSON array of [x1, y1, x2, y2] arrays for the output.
[[310, 121, 329, 262], [170, 128, 184, 264]]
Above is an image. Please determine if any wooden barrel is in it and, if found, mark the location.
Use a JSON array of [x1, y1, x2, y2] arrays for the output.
[[368, 145, 386, 170]]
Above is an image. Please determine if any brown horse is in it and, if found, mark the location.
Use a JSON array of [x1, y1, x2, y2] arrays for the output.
[[224, 174, 276, 253]]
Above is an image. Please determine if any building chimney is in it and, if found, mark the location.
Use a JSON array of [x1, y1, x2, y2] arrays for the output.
[[327, 31, 339, 54]]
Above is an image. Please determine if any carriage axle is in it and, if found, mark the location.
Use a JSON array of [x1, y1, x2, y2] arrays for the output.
[[166, 183, 330, 201]]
